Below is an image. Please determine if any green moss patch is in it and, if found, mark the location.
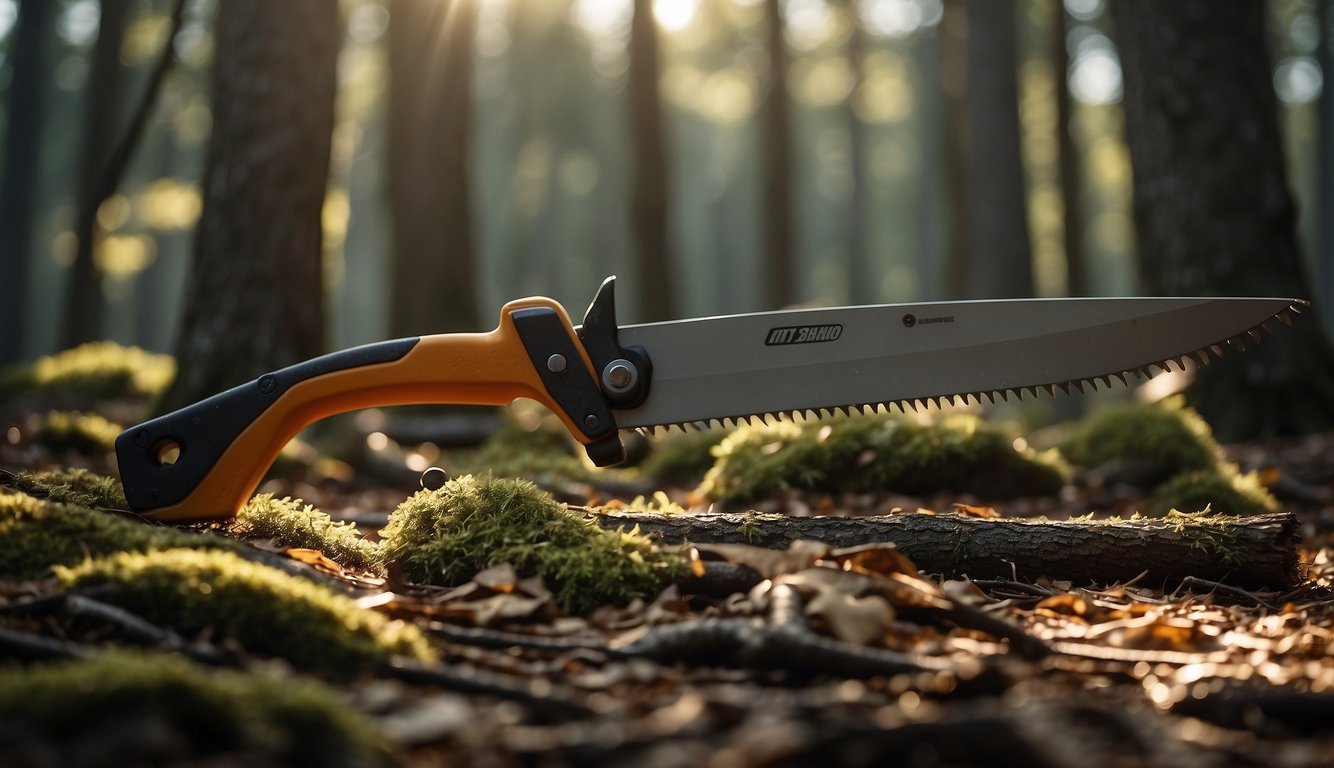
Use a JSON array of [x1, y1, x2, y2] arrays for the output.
[[379, 474, 688, 613], [58, 548, 433, 675], [4, 467, 128, 510], [1060, 396, 1220, 479], [1147, 469, 1278, 518], [36, 411, 122, 455], [229, 494, 380, 572], [0, 652, 388, 767], [0, 341, 175, 401], [699, 412, 1069, 504], [0, 490, 233, 580]]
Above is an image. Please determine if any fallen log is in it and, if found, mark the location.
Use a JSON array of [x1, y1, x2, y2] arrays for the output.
[[582, 508, 1301, 589]]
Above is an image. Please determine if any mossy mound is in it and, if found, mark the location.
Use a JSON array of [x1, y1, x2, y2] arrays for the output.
[[0, 490, 233, 580], [699, 412, 1069, 504], [229, 494, 380, 572], [4, 467, 128, 510], [1147, 469, 1278, 518], [1060, 396, 1220, 481], [57, 548, 434, 675], [378, 474, 688, 613], [0, 341, 175, 401], [0, 652, 388, 768], [637, 428, 729, 486], [36, 411, 122, 455]]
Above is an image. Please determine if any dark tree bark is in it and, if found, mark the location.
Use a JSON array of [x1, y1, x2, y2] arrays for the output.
[[762, 0, 796, 310], [0, 0, 56, 364], [158, 0, 339, 413], [587, 508, 1301, 589], [1052, 0, 1086, 296], [60, 0, 133, 349], [1112, 0, 1334, 439], [629, 0, 675, 322], [387, 0, 480, 336], [962, 0, 1033, 299]]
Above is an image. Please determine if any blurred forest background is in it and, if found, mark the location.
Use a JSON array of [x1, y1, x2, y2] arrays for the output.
[[0, 0, 1330, 429]]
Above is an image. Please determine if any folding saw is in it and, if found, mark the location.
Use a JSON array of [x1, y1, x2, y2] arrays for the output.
[[115, 277, 1305, 521]]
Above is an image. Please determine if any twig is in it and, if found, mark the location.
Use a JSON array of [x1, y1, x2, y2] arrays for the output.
[[969, 579, 1055, 599], [0, 626, 88, 661], [377, 658, 598, 721], [1172, 575, 1279, 610]]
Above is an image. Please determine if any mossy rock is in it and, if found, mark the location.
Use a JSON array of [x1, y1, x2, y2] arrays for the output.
[[0, 341, 175, 402], [229, 494, 380, 573], [1146, 469, 1278, 518], [636, 428, 729, 486], [57, 548, 434, 675], [0, 489, 236, 580], [4, 468, 129, 510], [0, 652, 389, 768], [1060, 396, 1220, 481], [378, 474, 688, 613], [699, 412, 1069, 504], [36, 411, 122, 455]]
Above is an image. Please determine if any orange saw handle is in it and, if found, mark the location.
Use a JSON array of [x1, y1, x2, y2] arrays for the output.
[[116, 295, 629, 522]]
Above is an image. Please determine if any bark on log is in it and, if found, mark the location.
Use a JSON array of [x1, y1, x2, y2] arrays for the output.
[[583, 509, 1301, 589]]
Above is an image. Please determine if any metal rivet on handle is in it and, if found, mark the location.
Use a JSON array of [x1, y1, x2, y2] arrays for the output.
[[257, 374, 277, 394], [547, 354, 567, 374], [583, 414, 599, 429]]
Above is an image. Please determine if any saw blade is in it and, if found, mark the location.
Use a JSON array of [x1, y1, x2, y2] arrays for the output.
[[610, 296, 1304, 431]]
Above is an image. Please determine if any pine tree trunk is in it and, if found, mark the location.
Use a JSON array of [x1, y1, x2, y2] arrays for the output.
[[387, 0, 480, 336], [962, 0, 1033, 299], [60, 0, 133, 350], [762, 0, 796, 310], [158, 0, 339, 413], [629, 0, 675, 322], [0, 0, 55, 364], [1112, 0, 1334, 439]]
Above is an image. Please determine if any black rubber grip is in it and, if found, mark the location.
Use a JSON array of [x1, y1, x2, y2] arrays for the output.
[[115, 338, 419, 512]]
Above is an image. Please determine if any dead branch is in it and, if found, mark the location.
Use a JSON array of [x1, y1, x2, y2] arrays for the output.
[[585, 508, 1301, 589]]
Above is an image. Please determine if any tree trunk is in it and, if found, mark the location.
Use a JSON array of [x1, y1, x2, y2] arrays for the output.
[[586, 508, 1301, 589], [1112, 0, 1334, 439], [762, 0, 796, 310], [962, 0, 1033, 299], [939, 0, 971, 299], [845, 0, 870, 305], [1052, 0, 1086, 297], [0, 0, 55, 364], [60, 0, 133, 350], [1318, 0, 1334, 332], [387, 0, 480, 336], [629, 0, 675, 322], [157, 0, 339, 413]]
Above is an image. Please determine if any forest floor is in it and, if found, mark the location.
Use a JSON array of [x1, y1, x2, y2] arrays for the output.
[[3, 366, 1334, 766]]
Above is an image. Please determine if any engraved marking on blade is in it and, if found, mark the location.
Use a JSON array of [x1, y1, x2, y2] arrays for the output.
[[903, 313, 954, 327], [764, 324, 843, 346]]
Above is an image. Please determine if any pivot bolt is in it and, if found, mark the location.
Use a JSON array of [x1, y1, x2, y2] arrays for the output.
[[547, 354, 567, 374], [583, 414, 600, 429], [601, 359, 638, 394]]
